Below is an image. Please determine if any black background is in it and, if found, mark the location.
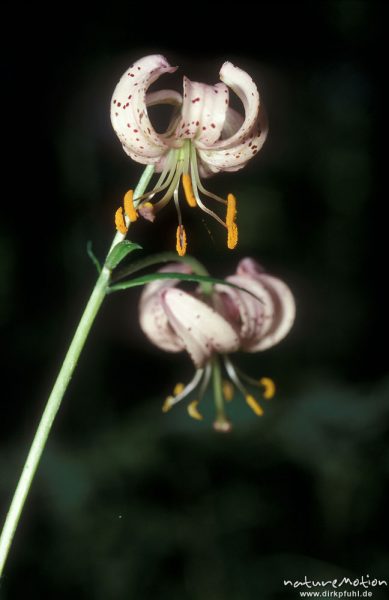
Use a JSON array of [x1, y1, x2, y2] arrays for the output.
[[0, 2, 387, 599]]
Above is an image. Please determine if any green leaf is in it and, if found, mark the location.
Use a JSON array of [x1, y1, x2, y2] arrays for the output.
[[112, 251, 209, 283], [86, 241, 101, 274], [105, 241, 142, 270], [108, 272, 263, 303]]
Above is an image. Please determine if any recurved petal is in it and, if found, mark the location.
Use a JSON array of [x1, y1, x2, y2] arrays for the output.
[[212, 61, 262, 149], [196, 113, 267, 174], [234, 259, 296, 351], [139, 264, 192, 353], [139, 294, 184, 353], [111, 54, 178, 162], [175, 77, 229, 145], [215, 275, 274, 349], [246, 274, 296, 351], [222, 107, 244, 139], [146, 89, 182, 107], [122, 146, 169, 170], [162, 288, 240, 368], [236, 257, 265, 277]]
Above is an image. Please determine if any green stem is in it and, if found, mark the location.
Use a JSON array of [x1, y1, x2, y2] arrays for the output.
[[0, 165, 154, 578], [212, 357, 231, 432]]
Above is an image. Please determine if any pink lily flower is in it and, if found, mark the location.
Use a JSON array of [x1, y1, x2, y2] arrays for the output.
[[111, 55, 267, 254], [138, 259, 295, 430], [139, 264, 240, 368], [214, 257, 296, 352]]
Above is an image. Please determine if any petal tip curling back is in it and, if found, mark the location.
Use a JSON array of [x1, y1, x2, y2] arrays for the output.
[[162, 288, 240, 368], [110, 54, 178, 162]]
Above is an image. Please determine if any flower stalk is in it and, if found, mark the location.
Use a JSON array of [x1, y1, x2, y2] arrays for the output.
[[0, 165, 155, 578]]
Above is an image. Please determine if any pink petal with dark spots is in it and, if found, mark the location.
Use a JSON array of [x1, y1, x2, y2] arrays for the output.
[[176, 77, 229, 145], [139, 264, 192, 353], [111, 55, 179, 165], [214, 61, 263, 149], [214, 275, 274, 350], [162, 288, 240, 368], [216, 259, 295, 352]]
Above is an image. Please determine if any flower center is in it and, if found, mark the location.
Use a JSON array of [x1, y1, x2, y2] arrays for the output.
[[114, 140, 239, 255]]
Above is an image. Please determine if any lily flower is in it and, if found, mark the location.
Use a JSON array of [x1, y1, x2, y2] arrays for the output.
[[138, 259, 295, 431], [111, 54, 267, 255]]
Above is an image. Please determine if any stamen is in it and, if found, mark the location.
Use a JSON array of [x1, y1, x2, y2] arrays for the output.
[[227, 222, 238, 249], [152, 149, 179, 192], [259, 377, 276, 400], [195, 178, 228, 205], [223, 356, 247, 396], [190, 149, 228, 227], [153, 165, 182, 212], [124, 189, 138, 222], [182, 173, 197, 208], [136, 149, 179, 204], [197, 362, 212, 401], [226, 193, 237, 227], [222, 380, 234, 402], [226, 194, 238, 249], [190, 143, 227, 204], [176, 225, 187, 256], [162, 396, 175, 413], [164, 369, 205, 410], [114, 207, 128, 234], [246, 394, 264, 416], [187, 400, 203, 421], [187, 363, 212, 421], [173, 383, 185, 396]]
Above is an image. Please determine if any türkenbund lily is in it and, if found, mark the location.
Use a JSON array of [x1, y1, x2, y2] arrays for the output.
[[138, 259, 295, 431], [111, 55, 267, 255]]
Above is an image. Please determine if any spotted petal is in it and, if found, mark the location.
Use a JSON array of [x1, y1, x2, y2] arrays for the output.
[[249, 273, 296, 350], [162, 288, 240, 368], [139, 264, 192, 353], [175, 77, 229, 145], [196, 62, 267, 173], [215, 275, 274, 350], [111, 54, 178, 164], [215, 61, 262, 149], [234, 258, 296, 351], [222, 107, 244, 139], [197, 124, 267, 174]]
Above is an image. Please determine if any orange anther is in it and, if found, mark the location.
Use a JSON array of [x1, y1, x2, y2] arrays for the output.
[[176, 225, 187, 256], [246, 394, 264, 416], [115, 206, 128, 234], [182, 173, 197, 208], [124, 189, 138, 222], [259, 377, 276, 400], [226, 193, 237, 227], [227, 222, 238, 249]]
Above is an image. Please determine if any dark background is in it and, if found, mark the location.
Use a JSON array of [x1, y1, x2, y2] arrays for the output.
[[0, 2, 386, 598]]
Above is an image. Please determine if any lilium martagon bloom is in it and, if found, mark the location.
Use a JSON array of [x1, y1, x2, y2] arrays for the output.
[[111, 54, 267, 256], [139, 258, 295, 431]]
